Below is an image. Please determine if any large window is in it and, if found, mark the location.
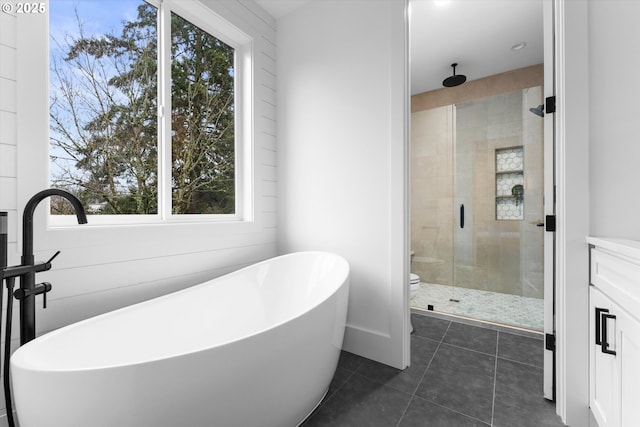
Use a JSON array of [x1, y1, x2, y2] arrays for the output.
[[49, 0, 245, 220]]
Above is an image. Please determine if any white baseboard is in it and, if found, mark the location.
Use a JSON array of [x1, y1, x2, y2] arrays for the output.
[[342, 324, 395, 368]]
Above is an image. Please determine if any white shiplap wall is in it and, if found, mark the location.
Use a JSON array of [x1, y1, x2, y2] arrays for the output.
[[0, 8, 18, 257], [0, 5, 19, 422], [0, 0, 277, 422]]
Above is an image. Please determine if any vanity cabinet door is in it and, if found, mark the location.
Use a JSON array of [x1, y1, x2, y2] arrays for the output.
[[618, 307, 640, 427], [590, 286, 640, 427], [588, 240, 640, 427], [590, 286, 618, 427]]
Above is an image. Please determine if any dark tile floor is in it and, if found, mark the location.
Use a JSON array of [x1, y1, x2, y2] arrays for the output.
[[301, 312, 566, 427]]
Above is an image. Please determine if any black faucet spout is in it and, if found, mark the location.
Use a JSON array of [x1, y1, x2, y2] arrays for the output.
[[20, 188, 87, 344], [22, 189, 87, 264]]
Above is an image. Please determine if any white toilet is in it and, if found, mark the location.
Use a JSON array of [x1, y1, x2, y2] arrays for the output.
[[409, 272, 420, 333], [410, 273, 420, 300], [409, 251, 420, 333]]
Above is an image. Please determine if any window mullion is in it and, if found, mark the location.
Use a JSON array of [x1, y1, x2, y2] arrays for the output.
[[158, 2, 172, 219]]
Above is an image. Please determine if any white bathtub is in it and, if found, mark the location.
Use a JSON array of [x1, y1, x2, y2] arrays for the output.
[[11, 251, 350, 427]]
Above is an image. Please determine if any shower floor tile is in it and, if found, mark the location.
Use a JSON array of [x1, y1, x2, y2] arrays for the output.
[[412, 282, 544, 331]]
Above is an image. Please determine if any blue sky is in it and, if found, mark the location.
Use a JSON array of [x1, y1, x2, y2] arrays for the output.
[[49, 0, 143, 49]]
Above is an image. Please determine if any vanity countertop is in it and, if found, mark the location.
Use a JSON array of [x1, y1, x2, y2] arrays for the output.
[[588, 236, 640, 324], [587, 237, 640, 261]]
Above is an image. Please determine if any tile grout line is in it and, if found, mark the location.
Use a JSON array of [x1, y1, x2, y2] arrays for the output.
[[413, 309, 544, 340], [394, 320, 453, 426], [394, 395, 415, 427], [315, 316, 557, 427], [437, 340, 497, 358], [405, 318, 496, 427], [306, 356, 364, 422], [306, 313, 561, 427], [491, 332, 500, 427], [497, 354, 544, 370], [411, 394, 493, 426], [410, 319, 451, 397]]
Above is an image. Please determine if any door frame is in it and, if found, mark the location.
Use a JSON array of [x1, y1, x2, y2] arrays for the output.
[[542, 0, 556, 401], [403, 0, 591, 423], [552, 0, 591, 424]]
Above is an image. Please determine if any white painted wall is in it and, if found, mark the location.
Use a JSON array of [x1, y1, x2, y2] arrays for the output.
[[588, 0, 640, 240], [276, 0, 409, 368], [556, 0, 640, 425], [557, 1, 640, 425], [0, 0, 277, 422]]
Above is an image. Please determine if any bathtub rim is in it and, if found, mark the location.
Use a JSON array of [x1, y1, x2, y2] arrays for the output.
[[11, 251, 350, 373]]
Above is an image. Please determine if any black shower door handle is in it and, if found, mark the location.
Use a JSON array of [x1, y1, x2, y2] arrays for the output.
[[460, 204, 464, 229]]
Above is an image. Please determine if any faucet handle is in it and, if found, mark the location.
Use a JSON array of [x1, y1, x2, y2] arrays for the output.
[[41, 250, 62, 272], [41, 282, 52, 309], [46, 251, 61, 265], [14, 282, 52, 308]]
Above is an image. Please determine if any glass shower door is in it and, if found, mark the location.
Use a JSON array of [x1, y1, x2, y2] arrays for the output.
[[409, 104, 455, 311], [451, 87, 545, 330]]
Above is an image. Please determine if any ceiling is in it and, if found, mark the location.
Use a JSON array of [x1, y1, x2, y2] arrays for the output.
[[254, 0, 544, 95], [410, 0, 543, 94]]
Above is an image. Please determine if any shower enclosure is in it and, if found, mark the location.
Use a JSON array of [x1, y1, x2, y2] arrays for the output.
[[410, 86, 544, 331]]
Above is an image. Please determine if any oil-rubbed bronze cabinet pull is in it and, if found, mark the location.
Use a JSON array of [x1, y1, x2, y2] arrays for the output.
[[460, 204, 464, 229]]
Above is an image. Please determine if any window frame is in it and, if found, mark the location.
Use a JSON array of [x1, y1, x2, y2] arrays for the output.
[[49, 0, 254, 227]]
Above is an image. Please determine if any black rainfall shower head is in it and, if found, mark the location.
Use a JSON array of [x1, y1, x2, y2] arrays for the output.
[[529, 104, 544, 117], [442, 63, 467, 87]]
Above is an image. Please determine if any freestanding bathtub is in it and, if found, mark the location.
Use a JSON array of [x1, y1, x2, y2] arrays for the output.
[[10, 251, 350, 427]]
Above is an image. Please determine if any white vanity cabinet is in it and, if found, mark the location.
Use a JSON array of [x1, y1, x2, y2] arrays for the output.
[[588, 238, 640, 427]]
